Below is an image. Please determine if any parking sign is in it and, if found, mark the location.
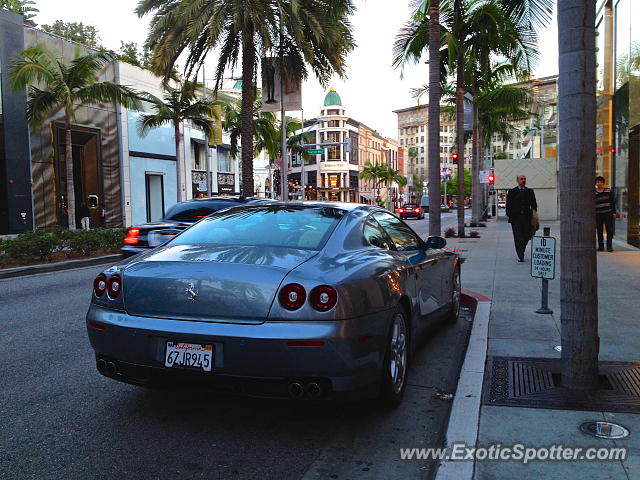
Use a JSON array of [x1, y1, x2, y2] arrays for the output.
[[531, 236, 556, 279]]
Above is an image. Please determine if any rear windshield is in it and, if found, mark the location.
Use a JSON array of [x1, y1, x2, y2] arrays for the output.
[[170, 206, 345, 250], [402, 204, 419, 208], [164, 201, 243, 222]]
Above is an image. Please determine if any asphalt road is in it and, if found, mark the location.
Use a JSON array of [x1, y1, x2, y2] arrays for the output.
[[0, 223, 471, 480]]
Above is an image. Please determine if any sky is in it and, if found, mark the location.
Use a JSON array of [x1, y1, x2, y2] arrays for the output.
[[33, 0, 559, 139]]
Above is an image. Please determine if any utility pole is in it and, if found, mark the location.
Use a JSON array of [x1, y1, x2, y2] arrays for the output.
[[203, 66, 212, 197]]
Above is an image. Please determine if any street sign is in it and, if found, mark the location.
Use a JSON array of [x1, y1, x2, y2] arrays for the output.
[[307, 149, 324, 155], [479, 170, 491, 184], [531, 235, 556, 280]]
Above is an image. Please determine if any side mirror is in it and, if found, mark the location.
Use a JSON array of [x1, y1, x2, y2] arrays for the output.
[[425, 236, 447, 249]]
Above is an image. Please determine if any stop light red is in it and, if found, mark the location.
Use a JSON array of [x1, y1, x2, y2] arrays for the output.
[[452, 153, 458, 164], [488, 174, 495, 184]]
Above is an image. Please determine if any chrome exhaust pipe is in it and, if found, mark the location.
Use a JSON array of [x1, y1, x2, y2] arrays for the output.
[[105, 361, 117, 376], [288, 382, 304, 399], [96, 359, 107, 373], [306, 382, 322, 399]]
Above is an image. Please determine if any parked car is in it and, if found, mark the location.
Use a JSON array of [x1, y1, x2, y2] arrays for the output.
[[121, 196, 272, 257], [87, 203, 461, 406], [398, 203, 425, 220], [498, 201, 506, 209]]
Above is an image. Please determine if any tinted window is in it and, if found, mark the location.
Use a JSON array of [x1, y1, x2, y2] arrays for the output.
[[363, 217, 393, 249], [164, 201, 242, 222], [373, 212, 421, 251], [402, 204, 419, 208], [170, 206, 345, 250]]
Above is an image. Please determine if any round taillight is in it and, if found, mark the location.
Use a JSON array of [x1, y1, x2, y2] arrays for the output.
[[279, 283, 306, 310], [107, 274, 122, 298], [310, 285, 338, 312], [93, 274, 107, 296]]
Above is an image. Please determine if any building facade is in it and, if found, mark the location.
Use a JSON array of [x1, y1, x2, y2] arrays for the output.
[[0, 13, 243, 232], [290, 89, 360, 202], [394, 104, 473, 184], [597, 0, 640, 248]]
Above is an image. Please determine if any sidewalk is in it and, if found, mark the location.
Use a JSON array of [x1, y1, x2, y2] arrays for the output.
[[440, 217, 640, 479]]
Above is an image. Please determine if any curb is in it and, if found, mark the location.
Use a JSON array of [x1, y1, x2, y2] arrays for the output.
[[435, 290, 492, 480], [0, 254, 122, 279]]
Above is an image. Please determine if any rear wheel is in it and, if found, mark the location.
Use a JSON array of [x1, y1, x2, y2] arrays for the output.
[[379, 307, 409, 407], [448, 267, 461, 322]]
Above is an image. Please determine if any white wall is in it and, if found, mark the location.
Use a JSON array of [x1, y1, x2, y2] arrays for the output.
[[494, 157, 558, 221]]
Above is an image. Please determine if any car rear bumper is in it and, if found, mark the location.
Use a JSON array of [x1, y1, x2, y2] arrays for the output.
[[86, 305, 390, 399]]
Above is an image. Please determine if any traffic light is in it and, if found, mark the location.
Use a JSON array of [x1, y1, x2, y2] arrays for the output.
[[451, 152, 459, 164], [488, 173, 495, 184]]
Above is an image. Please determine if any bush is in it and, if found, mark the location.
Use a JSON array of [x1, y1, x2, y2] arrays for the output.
[[2, 230, 59, 261], [444, 227, 456, 238], [67, 228, 126, 256], [478, 222, 487, 227], [469, 230, 480, 238]]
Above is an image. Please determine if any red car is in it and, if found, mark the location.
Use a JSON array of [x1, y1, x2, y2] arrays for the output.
[[398, 204, 425, 220]]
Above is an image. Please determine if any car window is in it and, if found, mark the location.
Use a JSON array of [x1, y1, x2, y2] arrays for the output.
[[363, 217, 393, 250], [372, 212, 421, 251], [170, 206, 345, 250], [402, 204, 418, 208]]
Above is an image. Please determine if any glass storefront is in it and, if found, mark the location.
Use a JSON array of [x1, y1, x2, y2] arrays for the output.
[[598, 0, 640, 247]]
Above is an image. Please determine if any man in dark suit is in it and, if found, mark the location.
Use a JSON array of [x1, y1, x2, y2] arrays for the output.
[[506, 174, 538, 262]]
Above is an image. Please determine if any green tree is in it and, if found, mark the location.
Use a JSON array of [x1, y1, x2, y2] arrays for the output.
[[41, 20, 102, 49], [0, 0, 38, 20], [138, 80, 221, 203], [442, 168, 471, 196], [10, 45, 140, 229], [136, 0, 355, 197], [557, 0, 599, 389], [117, 41, 142, 67]]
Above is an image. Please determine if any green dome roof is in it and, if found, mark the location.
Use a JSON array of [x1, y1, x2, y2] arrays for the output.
[[323, 88, 342, 106]]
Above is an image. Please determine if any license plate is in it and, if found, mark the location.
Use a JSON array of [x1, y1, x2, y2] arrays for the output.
[[164, 342, 213, 371]]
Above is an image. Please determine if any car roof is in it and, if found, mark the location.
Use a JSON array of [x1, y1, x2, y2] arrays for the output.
[[252, 201, 379, 212]]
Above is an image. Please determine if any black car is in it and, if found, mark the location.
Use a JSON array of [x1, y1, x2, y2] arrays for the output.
[[398, 203, 425, 220], [122, 196, 272, 256]]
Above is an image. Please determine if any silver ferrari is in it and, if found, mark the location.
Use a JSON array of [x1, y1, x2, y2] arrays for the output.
[[86, 203, 461, 406]]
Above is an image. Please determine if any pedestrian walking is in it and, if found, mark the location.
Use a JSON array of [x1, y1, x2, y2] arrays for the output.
[[78, 202, 91, 230], [595, 176, 616, 252], [506, 174, 538, 262]]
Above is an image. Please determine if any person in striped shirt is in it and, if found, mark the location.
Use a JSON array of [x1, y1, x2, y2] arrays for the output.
[[595, 176, 616, 252]]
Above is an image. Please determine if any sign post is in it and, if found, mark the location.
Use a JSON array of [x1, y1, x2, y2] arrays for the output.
[[531, 227, 555, 314]]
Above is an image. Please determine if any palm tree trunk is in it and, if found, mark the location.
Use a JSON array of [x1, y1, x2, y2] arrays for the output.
[[174, 123, 185, 202], [241, 30, 256, 196], [456, 50, 465, 237], [471, 102, 481, 224], [558, 0, 599, 389], [428, 0, 441, 236], [65, 115, 76, 230]]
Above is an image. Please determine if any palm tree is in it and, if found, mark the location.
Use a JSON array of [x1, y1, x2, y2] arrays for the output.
[[138, 80, 220, 202], [359, 161, 388, 206], [9, 45, 140, 229], [395, 0, 544, 236], [427, 0, 442, 236], [0, 0, 38, 20], [220, 97, 278, 166], [136, 0, 355, 197], [378, 165, 408, 210], [557, 0, 599, 389]]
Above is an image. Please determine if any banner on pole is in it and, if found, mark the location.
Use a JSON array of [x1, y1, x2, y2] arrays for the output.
[[261, 57, 302, 112]]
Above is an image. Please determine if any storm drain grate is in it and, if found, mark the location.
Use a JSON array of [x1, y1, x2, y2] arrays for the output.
[[483, 357, 640, 413]]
